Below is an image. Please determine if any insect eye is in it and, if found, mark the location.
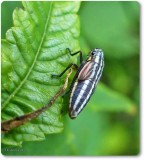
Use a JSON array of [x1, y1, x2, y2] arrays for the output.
[[91, 52, 95, 55]]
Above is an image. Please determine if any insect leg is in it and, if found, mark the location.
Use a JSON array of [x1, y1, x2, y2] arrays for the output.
[[51, 63, 78, 78], [52, 63, 78, 96], [62, 70, 80, 97], [62, 72, 78, 97], [62, 61, 86, 97], [66, 48, 83, 63]]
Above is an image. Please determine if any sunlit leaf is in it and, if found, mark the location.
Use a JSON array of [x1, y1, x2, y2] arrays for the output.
[[1, 1, 80, 146]]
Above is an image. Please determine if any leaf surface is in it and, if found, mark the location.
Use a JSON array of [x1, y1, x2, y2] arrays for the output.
[[1, 1, 80, 146]]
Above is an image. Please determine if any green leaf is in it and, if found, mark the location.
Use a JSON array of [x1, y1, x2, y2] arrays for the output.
[[0, 113, 126, 156], [1, 111, 134, 156], [1, 1, 80, 146], [89, 83, 136, 114]]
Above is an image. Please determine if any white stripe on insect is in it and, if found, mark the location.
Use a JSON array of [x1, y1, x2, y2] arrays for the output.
[[73, 80, 90, 110], [95, 55, 101, 63], [89, 62, 98, 79], [73, 63, 97, 110], [70, 81, 78, 104], [76, 63, 98, 113], [77, 55, 104, 114]]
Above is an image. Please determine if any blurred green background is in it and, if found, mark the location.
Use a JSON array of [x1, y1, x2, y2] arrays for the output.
[[1, 1, 140, 156]]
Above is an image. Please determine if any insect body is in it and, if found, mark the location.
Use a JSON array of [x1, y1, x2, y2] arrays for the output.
[[52, 48, 104, 119], [69, 49, 104, 118]]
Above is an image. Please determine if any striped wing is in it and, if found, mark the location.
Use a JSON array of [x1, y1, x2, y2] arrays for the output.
[[78, 61, 93, 80]]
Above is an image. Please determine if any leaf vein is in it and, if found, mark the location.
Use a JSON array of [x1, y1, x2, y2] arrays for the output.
[[2, 2, 53, 110]]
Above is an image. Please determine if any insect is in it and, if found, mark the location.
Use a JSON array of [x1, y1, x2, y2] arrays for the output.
[[52, 48, 104, 119]]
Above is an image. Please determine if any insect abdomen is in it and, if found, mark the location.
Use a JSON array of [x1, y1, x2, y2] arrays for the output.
[[70, 79, 95, 115]]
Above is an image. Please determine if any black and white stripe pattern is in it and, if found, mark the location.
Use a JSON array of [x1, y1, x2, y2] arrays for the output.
[[69, 49, 104, 118]]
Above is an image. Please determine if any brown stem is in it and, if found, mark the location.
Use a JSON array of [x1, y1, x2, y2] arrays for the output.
[[1, 69, 72, 133]]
